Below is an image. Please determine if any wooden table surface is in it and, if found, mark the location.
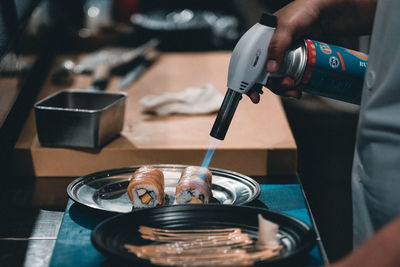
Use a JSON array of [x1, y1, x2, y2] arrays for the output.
[[13, 52, 296, 178]]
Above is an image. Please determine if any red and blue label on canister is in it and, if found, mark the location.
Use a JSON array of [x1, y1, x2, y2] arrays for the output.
[[300, 39, 368, 104]]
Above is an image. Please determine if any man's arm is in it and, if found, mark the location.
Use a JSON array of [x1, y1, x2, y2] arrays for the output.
[[330, 216, 400, 267]]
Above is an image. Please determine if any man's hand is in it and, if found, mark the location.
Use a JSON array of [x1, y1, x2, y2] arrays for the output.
[[249, 0, 377, 103], [265, 0, 323, 100]]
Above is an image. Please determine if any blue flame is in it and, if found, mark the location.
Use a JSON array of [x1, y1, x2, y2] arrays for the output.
[[200, 137, 219, 170], [201, 147, 216, 169]]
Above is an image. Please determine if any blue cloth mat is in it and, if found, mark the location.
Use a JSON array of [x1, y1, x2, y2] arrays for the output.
[[50, 184, 324, 267]]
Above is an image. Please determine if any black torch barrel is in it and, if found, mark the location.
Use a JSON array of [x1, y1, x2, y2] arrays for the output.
[[210, 88, 242, 140]]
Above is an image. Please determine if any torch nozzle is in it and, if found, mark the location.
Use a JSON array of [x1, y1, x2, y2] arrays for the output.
[[210, 89, 242, 140]]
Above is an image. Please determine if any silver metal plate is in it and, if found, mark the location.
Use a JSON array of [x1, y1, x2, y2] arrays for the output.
[[67, 165, 260, 213]]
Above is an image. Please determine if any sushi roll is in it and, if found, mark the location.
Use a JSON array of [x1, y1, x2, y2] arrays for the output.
[[175, 166, 212, 204], [127, 166, 166, 208]]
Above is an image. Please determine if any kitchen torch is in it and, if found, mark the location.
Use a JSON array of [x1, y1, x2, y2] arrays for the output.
[[210, 13, 277, 140]]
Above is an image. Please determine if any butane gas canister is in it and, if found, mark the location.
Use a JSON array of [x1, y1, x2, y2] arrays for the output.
[[279, 39, 368, 104]]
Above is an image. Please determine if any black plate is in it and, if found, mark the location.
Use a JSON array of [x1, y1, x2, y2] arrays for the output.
[[91, 205, 316, 266]]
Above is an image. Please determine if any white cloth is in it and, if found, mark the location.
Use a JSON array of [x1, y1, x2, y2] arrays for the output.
[[139, 84, 224, 116], [352, 0, 400, 246]]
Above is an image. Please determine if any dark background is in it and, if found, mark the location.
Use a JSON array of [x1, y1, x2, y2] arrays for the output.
[[0, 0, 363, 264]]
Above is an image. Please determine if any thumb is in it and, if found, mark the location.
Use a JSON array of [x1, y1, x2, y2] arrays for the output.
[[267, 29, 293, 73]]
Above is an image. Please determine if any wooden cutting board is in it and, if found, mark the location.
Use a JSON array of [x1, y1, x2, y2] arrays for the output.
[[13, 52, 297, 177]]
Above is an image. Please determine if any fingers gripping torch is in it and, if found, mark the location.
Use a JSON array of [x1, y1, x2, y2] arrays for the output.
[[210, 13, 277, 140]]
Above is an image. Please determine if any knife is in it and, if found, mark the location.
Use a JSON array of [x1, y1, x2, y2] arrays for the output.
[[117, 51, 159, 90]]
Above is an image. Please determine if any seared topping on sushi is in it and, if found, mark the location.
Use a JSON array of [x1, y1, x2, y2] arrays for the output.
[[127, 166, 165, 208], [175, 166, 213, 204]]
